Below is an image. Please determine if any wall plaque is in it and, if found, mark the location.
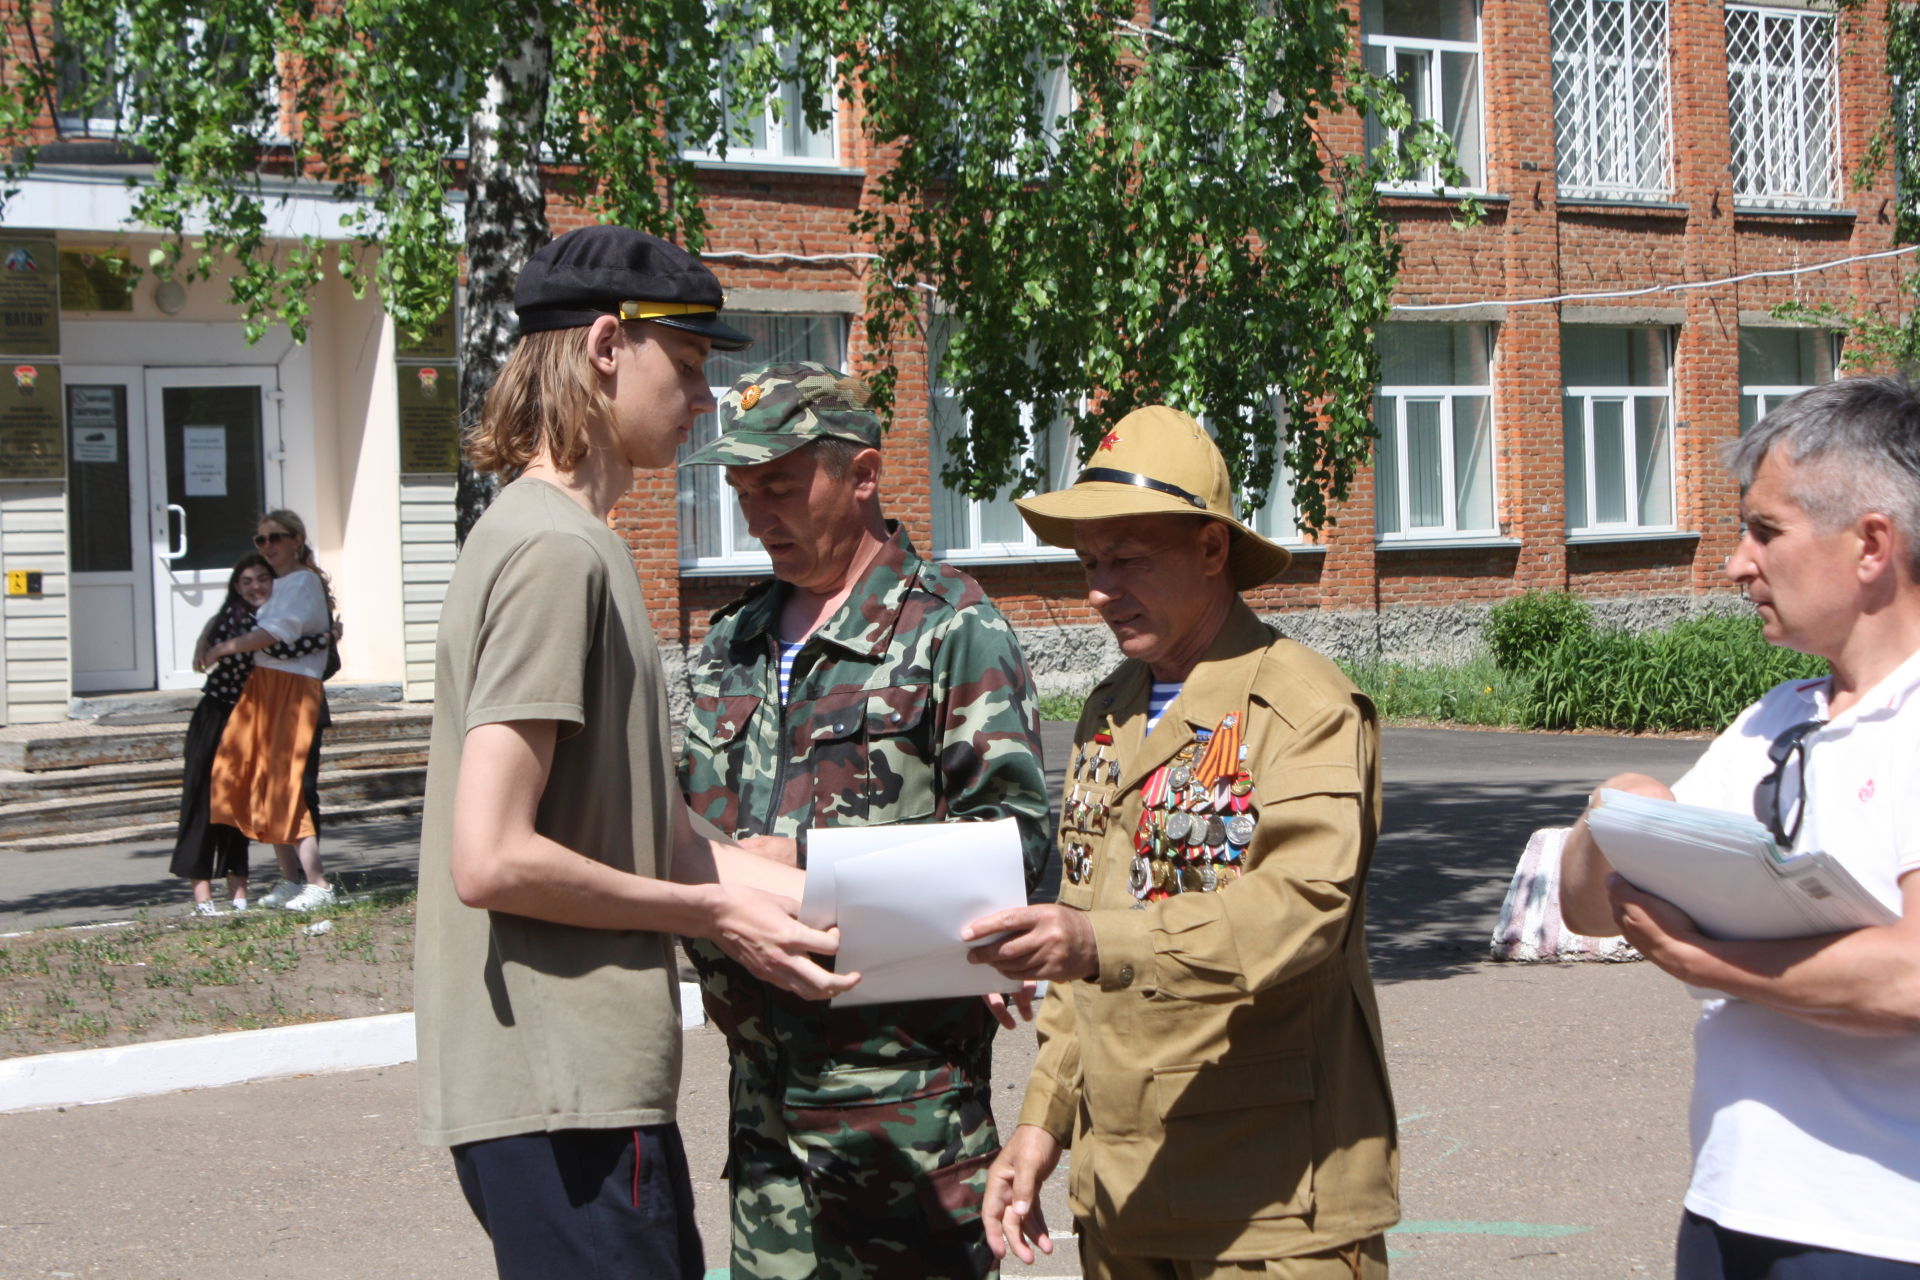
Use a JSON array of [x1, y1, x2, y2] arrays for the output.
[[59, 247, 137, 312], [397, 363, 459, 473], [396, 302, 456, 359], [0, 362, 65, 480], [0, 236, 60, 355]]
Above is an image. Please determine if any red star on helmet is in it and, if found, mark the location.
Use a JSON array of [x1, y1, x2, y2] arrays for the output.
[[1099, 432, 1122, 451]]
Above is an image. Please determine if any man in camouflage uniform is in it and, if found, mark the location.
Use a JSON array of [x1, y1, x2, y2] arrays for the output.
[[678, 361, 1051, 1280]]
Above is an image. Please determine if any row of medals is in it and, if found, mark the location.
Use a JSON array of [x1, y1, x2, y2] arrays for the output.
[[1061, 730, 1258, 899]]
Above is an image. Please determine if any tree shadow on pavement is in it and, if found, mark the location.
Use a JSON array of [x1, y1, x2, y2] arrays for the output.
[[1368, 777, 1589, 984]]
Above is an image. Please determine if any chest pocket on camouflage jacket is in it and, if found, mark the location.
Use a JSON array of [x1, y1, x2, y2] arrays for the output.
[[804, 683, 938, 825], [686, 692, 762, 834]]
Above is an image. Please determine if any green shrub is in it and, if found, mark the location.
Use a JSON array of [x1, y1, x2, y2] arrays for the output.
[[1523, 613, 1825, 733], [1036, 690, 1088, 722], [1484, 590, 1594, 672]]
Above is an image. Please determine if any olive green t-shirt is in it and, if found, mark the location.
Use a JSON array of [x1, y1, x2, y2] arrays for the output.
[[415, 478, 681, 1147]]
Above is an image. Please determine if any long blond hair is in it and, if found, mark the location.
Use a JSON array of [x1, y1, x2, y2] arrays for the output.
[[465, 325, 617, 477]]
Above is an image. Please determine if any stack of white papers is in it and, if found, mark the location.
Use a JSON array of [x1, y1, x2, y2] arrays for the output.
[[1586, 789, 1898, 941], [801, 818, 1026, 1008]]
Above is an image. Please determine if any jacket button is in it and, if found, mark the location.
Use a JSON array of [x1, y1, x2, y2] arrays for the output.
[[1117, 964, 1134, 986]]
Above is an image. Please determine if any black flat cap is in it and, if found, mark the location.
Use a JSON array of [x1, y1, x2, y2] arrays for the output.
[[513, 225, 752, 350]]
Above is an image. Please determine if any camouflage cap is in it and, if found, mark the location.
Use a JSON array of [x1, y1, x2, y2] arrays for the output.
[[679, 361, 883, 467]]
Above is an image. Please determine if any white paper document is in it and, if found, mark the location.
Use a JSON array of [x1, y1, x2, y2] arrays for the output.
[[1586, 789, 1899, 942], [802, 818, 1026, 1008]]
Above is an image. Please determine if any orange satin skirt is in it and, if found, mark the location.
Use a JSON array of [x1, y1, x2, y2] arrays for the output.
[[209, 666, 322, 844]]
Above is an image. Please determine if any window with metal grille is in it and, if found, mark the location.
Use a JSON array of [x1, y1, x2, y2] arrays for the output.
[[1725, 5, 1838, 208], [1374, 325, 1499, 540], [676, 312, 849, 572], [1361, 0, 1485, 191], [1563, 327, 1675, 535], [1550, 0, 1672, 201]]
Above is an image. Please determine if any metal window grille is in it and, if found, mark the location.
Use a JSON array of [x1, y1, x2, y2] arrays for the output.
[[1550, 0, 1672, 201], [1726, 5, 1837, 207]]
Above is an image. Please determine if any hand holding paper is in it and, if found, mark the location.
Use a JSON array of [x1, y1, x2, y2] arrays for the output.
[[804, 818, 1028, 1007], [962, 905, 1099, 984]]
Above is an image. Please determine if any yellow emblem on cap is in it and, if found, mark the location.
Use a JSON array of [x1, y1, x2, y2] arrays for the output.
[[740, 384, 764, 410]]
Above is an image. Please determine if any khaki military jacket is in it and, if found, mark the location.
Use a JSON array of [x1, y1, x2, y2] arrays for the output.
[[1018, 601, 1399, 1261]]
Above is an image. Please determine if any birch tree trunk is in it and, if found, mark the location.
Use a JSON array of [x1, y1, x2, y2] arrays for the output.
[[456, 5, 553, 543]]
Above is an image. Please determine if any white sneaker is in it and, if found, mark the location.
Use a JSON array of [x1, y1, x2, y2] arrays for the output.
[[193, 900, 222, 917], [231, 896, 249, 912], [282, 884, 337, 912], [260, 880, 304, 909]]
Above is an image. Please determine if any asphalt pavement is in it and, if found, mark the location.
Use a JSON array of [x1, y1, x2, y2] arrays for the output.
[[0, 723, 1715, 1279]]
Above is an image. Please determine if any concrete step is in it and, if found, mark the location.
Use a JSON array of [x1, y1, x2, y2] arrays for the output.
[[0, 739, 429, 802], [0, 706, 433, 772], [0, 796, 426, 853], [0, 763, 428, 841], [67, 683, 404, 721]]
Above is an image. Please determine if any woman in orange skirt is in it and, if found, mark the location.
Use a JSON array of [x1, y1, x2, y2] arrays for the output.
[[207, 509, 338, 912]]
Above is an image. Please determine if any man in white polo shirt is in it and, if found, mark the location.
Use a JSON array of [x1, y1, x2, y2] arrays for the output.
[[1559, 375, 1920, 1279]]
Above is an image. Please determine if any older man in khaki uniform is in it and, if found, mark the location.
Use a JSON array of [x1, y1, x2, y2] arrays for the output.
[[965, 406, 1398, 1279]]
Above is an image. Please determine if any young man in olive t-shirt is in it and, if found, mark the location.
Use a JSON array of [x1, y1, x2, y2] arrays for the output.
[[414, 227, 857, 1280]]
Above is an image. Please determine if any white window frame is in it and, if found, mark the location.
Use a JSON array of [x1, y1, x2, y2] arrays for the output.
[[1243, 462, 1309, 549], [680, 33, 841, 168], [1725, 3, 1839, 209], [1550, 0, 1673, 201], [930, 403, 1081, 564], [1363, 4, 1487, 192], [1374, 386, 1499, 541], [1743, 385, 1808, 428], [679, 372, 776, 572], [54, 14, 289, 143], [1563, 328, 1677, 537], [675, 312, 847, 573], [1226, 405, 1310, 549], [1739, 328, 1840, 431]]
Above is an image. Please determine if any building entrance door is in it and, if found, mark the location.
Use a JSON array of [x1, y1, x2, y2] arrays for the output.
[[67, 367, 282, 692]]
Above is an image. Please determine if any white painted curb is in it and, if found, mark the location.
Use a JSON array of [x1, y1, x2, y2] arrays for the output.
[[0, 981, 707, 1115]]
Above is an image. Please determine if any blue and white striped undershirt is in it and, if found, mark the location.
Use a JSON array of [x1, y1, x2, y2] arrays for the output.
[[1145, 681, 1183, 731], [777, 638, 805, 703]]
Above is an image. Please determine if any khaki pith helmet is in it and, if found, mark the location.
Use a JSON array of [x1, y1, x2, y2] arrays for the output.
[[677, 361, 882, 468], [1014, 405, 1292, 589]]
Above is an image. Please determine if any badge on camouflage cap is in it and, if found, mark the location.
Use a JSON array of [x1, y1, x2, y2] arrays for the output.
[[679, 361, 884, 468]]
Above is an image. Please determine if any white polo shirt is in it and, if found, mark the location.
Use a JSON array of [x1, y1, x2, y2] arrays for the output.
[[1668, 647, 1920, 1262]]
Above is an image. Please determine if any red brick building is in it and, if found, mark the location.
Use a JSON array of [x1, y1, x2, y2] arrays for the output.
[[639, 0, 1908, 688], [0, 0, 1907, 720]]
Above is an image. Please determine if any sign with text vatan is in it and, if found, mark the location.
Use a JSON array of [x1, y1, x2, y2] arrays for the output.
[[0, 236, 60, 355]]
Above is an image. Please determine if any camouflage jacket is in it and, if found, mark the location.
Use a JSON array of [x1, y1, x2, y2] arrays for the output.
[[680, 523, 1051, 1057], [682, 523, 1048, 875]]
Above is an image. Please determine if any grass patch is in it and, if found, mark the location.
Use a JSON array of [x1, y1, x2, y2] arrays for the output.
[[0, 885, 416, 1057], [1341, 657, 1532, 728]]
